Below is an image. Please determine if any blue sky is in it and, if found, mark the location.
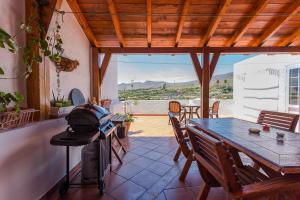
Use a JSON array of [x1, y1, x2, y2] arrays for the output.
[[117, 54, 253, 83]]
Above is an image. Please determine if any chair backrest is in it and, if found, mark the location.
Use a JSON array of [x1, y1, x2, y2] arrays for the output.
[[186, 125, 241, 193], [211, 101, 220, 113], [168, 112, 191, 158], [169, 101, 181, 113], [257, 110, 299, 132]]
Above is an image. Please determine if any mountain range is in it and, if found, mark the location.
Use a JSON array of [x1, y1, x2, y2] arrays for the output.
[[118, 72, 233, 90]]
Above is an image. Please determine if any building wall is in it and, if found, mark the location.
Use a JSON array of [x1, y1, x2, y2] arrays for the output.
[[0, 119, 81, 200], [48, 1, 91, 101], [0, 1, 91, 199], [0, 0, 26, 100], [101, 54, 118, 101], [233, 54, 300, 123]]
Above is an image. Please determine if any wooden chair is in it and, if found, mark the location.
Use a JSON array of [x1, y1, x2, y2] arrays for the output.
[[186, 125, 300, 200], [168, 112, 194, 181], [257, 110, 299, 132], [209, 101, 220, 118], [168, 101, 186, 124]]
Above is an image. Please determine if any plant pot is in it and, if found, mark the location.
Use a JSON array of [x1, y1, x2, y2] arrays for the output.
[[117, 126, 126, 138], [50, 106, 74, 118], [124, 121, 131, 137]]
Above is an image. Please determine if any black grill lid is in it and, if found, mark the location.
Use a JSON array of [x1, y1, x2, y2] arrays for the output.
[[65, 104, 111, 133]]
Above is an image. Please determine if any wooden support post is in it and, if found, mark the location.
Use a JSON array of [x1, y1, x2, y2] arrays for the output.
[[26, 0, 52, 120], [201, 50, 210, 118], [190, 53, 202, 84], [99, 53, 112, 101], [209, 52, 220, 80], [91, 47, 100, 104]]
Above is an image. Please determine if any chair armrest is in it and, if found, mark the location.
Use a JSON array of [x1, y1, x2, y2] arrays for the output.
[[239, 175, 300, 198]]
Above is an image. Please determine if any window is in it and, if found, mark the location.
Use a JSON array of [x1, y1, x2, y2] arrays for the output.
[[289, 68, 300, 105]]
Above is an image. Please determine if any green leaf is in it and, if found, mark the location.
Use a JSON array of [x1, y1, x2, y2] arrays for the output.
[[0, 67, 4, 75], [40, 39, 48, 50]]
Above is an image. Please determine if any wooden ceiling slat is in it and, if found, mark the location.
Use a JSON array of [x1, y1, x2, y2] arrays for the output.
[[66, 0, 99, 47], [252, 0, 300, 47], [72, 0, 300, 48], [175, 0, 191, 47], [106, 0, 125, 47], [276, 27, 300, 46], [225, 0, 269, 47], [199, 0, 232, 47], [147, 0, 152, 47]]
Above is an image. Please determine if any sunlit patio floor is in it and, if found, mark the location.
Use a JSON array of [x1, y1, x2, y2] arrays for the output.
[[48, 116, 227, 200]]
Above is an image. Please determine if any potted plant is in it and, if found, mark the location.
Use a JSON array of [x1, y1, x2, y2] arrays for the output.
[[50, 92, 74, 118], [124, 113, 134, 136]]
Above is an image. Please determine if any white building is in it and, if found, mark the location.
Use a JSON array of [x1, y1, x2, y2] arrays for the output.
[[233, 54, 300, 124]]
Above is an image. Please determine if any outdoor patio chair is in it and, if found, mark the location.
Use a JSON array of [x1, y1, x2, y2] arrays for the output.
[[186, 125, 300, 200], [168, 101, 186, 124], [168, 112, 194, 181], [209, 100, 220, 118], [257, 110, 299, 132]]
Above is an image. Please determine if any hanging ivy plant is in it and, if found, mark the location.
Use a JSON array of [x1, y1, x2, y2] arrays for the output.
[[0, 0, 65, 78]]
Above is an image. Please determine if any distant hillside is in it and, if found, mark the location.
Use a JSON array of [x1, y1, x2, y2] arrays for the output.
[[118, 72, 233, 90]]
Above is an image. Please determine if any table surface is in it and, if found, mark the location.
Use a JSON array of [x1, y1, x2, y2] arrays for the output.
[[181, 105, 200, 108], [190, 118, 300, 174]]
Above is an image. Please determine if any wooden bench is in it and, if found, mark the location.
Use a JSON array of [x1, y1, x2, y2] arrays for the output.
[[257, 110, 299, 132]]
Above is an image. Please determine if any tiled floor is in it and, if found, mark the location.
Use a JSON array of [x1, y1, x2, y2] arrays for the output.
[[48, 116, 226, 200]]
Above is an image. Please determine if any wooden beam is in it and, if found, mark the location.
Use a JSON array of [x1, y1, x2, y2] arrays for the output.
[[276, 27, 300, 46], [66, 0, 98, 47], [199, 0, 232, 47], [225, 0, 269, 47], [91, 47, 100, 104], [201, 50, 210, 118], [26, 0, 51, 120], [190, 53, 202, 84], [106, 0, 125, 47], [99, 46, 300, 54], [147, 0, 152, 47], [208, 46, 300, 53], [209, 53, 220, 79], [99, 53, 112, 85], [175, 0, 191, 47], [99, 47, 202, 54], [40, 0, 58, 37], [252, 0, 300, 47]]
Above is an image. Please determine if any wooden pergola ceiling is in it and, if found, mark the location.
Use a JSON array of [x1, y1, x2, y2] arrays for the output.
[[67, 0, 300, 48]]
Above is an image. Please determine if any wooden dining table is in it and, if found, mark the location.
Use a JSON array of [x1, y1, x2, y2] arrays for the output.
[[190, 118, 300, 175]]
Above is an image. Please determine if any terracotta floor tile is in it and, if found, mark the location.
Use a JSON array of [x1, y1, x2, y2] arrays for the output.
[[60, 188, 114, 200], [114, 163, 144, 179], [104, 172, 127, 192], [121, 152, 141, 163], [130, 157, 156, 169], [164, 175, 190, 189], [110, 180, 146, 200], [129, 146, 152, 156], [131, 170, 161, 189], [142, 142, 159, 150], [155, 192, 166, 200], [137, 192, 156, 200], [152, 146, 173, 154], [147, 162, 172, 176], [163, 187, 196, 200], [185, 171, 202, 187], [143, 151, 164, 161], [157, 154, 179, 166]]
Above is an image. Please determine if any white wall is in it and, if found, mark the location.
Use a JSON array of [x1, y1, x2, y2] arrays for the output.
[[101, 54, 118, 101], [233, 54, 300, 122], [0, 0, 26, 100], [0, 119, 81, 200], [48, 1, 91, 101], [0, 1, 92, 199]]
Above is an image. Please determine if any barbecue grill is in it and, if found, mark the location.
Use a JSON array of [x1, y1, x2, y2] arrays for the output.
[[50, 104, 116, 195]]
